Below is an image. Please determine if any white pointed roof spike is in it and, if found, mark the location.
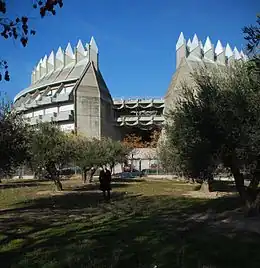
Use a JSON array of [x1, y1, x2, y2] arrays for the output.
[[240, 50, 248, 61], [65, 42, 75, 59], [48, 51, 55, 64], [56, 46, 64, 62], [41, 55, 47, 68], [85, 42, 89, 50], [190, 34, 199, 51], [215, 40, 224, 55], [233, 46, 241, 60], [225, 43, 233, 58], [204, 36, 212, 53], [187, 38, 192, 47], [36, 58, 42, 70], [90, 36, 98, 53], [176, 32, 185, 50], [76, 40, 85, 55]]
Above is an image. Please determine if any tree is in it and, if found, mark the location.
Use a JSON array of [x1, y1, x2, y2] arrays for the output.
[[29, 123, 74, 190], [74, 136, 131, 182], [100, 137, 131, 173], [0, 0, 64, 81], [165, 61, 260, 214], [73, 136, 103, 183], [122, 133, 146, 149], [0, 107, 31, 180], [243, 15, 260, 56]]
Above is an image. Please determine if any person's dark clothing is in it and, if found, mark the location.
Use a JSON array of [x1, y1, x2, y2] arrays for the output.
[[99, 169, 111, 191], [99, 169, 112, 200]]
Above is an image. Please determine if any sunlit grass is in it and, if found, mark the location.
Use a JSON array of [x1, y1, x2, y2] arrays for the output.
[[0, 177, 259, 268]]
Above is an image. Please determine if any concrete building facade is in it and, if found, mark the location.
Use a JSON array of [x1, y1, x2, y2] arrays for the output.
[[13, 33, 247, 143]]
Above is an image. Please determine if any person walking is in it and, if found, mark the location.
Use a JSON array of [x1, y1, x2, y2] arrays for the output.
[[99, 167, 112, 200]]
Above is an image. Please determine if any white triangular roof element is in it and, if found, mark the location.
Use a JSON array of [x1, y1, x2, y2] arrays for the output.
[[190, 34, 199, 51], [56, 46, 64, 62], [176, 32, 185, 50], [76, 40, 85, 55], [225, 43, 233, 58], [233, 46, 241, 60], [90, 36, 98, 53], [48, 51, 55, 65], [187, 38, 192, 48], [36, 58, 42, 70], [85, 42, 89, 50], [41, 55, 47, 68], [240, 50, 248, 61], [65, 43, 75, 59], [215, 40, 224, 55], [204, 36, 213, 53]]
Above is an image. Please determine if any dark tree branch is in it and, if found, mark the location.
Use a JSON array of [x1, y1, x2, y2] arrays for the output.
[[0, 0, 63, 81]]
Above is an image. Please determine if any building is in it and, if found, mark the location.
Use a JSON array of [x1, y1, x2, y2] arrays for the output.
[[13, 33, 247, 143], [165, 33, 248, 112]]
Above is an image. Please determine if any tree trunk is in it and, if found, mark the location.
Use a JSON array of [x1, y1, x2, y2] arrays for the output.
[[46, 162, 63, 191], [89, 168, 96, 182], [54, 178, 63, 191], [246, 191, 260, 216], [231, 166, 251, 211], [200, 180, 211, 193], [82, 169, 87, 184]]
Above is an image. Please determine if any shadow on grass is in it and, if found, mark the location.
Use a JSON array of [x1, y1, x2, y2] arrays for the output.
[[111, 178, 145, 183], [211, 180, 237, 192], [194, 180, 238, 193], [0, 182, 41, 190], [72, 182, 130, 192], [0, 190, 259, 268]]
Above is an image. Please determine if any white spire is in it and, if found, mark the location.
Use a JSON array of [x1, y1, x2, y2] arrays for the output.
[[215, 40, 224, 55], [48, 51, 55, 65], [41, 55, 47, 69], [90, 36, 98, 53], [240, 50, 248, 61], [233, 46, 241, 60], [203, 36, 212, 53], [65, 42, 75, 59], [187, 38, 192, 48], [56, 47, 64, 62], [36, 59, 41, 71], [225, 43, 233, 58], [76, 40, 85, 55], [176, 32, 185, 50], [190, 34, 199, 51]]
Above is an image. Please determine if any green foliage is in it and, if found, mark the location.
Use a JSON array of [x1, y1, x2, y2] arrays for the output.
[[165, 61, 260, 208], [73, 136, 130, 170], [28, 123, 75, 189], [243, 15, 260, 56], [0, 101, 31, 177], [100, 137, 131, 168]]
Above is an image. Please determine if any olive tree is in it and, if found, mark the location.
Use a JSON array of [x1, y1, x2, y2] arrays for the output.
[[73, 136, 103, 183], [165, 61, 260, 214], [0, 106, 31, 179], [29, 123, 74, 190]]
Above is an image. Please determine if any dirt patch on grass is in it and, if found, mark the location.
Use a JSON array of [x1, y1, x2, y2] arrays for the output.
[[183, 190, 235, 199], [36, 190, 76, 196]]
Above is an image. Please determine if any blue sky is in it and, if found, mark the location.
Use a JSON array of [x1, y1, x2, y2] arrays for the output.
[[0, 0, 258, 101]]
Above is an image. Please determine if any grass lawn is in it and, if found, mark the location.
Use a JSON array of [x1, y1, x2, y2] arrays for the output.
[[0, 177, 260, 268]]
